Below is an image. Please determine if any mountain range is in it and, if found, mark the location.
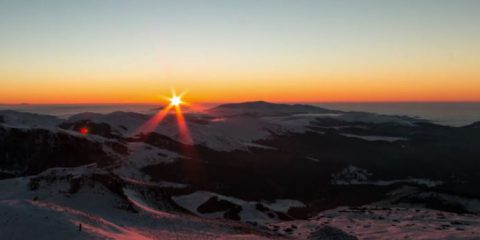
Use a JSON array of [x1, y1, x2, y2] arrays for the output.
[[1, 101, 480, 239]]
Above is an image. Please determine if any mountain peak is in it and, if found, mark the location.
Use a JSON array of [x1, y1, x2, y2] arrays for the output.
[[464, 121, 480, 129], [207, 101, 337, 117]]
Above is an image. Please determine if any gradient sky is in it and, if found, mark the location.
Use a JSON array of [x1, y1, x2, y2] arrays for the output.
[[1, 0, 479, 104]]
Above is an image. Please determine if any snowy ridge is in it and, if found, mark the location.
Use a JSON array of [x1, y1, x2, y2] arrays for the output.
[[67, 111, 148, 136], [0, 110, 61, 130], [331, 165, 443, 187], [68, 110, 315, 151], [17, 101, 426, 151], [384, 186, 480, 214], [333, 111, 424, 126], [0, 165, 273, 239], [113, 142, 180, 181], [262, 199, 305, 213], [172, 191, 304, 224], [36, 163, 103, 179], [207, 101, 337, 117]]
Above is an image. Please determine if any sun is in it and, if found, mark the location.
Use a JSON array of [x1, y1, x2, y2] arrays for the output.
[[164, 89, 188, 107], [170, 95, 182, 106]]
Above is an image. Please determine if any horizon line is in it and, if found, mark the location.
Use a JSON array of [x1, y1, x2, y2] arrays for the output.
[[2, 100, 480, 106]]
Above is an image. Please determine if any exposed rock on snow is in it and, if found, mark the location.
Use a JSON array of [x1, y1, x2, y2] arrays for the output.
[[331, 165, 373, 184], [331, 165, 443, 187], [269, 205, 480, 240], [172, 191, 303, 224], [308, 226, 358, 240]]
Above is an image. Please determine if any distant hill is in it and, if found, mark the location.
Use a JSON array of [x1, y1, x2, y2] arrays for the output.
[[207, 101, 339, 116]]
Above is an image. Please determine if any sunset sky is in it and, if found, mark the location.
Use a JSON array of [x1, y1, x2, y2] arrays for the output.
[[1, 0, 479, 104]]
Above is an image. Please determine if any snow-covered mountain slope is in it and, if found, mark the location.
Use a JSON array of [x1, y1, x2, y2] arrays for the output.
[[64, 110, 314, 151], [62, 102, 424, 151], [113, 142, 180, 180], [269, 205, 480, 240], [0, 110, 62, 130], [330, 165, 442, 187], [0, 165, 276, 240], [2, 101, 480, 239], [208, 101, 425, 125], [172, 190, 305, 224], [67, 111, 148, 136]]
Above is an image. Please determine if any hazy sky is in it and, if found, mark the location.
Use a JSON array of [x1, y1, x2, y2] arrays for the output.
[[1, 0, 479, 103]]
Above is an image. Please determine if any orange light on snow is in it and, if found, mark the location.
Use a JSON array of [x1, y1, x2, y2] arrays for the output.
[[134, 104, 173, 136], [134, 89, 205, 185]]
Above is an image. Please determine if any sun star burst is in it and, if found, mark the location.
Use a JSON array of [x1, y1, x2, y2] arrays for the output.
[[170, 96, 182, 106]]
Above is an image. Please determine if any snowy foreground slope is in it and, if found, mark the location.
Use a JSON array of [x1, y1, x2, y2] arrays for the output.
[[0, 166, 275, 240], [2, 101, 480, 239], [2, 166, 480, 240], [270, 205, 480, 240]]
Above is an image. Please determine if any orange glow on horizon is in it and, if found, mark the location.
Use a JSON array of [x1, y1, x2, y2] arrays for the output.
[[2, 75, 480, 104], [1, 1, 479, 105], [1, 69, 480, 104]]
